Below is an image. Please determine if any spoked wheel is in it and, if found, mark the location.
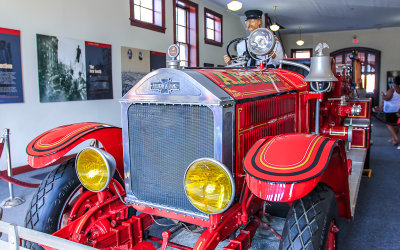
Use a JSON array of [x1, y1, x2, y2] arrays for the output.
[[279, 184, 339, 250]]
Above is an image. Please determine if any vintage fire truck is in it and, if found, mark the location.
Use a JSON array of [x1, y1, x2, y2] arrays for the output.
[[24, 28, 370, 249]]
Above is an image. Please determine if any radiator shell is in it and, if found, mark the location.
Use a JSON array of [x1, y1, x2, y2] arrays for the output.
[[120, 68, 306, 219]]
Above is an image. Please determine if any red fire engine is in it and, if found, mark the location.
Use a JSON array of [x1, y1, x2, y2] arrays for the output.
[[24, 28, 370, 249]]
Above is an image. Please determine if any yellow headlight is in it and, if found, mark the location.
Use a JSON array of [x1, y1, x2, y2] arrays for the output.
[[184, 158, 235, 214], [75, 147, 116, 192]]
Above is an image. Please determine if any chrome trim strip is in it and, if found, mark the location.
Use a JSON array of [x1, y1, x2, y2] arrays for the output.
[[125, 196, 209, 220]]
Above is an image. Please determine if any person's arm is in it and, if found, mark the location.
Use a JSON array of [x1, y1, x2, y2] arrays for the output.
[[268, 39, 284, 66], [382, 88, 394, 101]]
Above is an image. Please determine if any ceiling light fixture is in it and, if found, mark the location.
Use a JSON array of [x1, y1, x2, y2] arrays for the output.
[[269, 6, 280, 32], [227, 0, 242, 11], [296, 26, 304, 46]]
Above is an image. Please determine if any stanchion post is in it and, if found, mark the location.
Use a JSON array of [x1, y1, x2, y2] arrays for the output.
[[1, 129, 25, 208]]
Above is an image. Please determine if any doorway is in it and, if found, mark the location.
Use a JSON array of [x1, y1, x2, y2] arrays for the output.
[[331, 47, 381, 106]]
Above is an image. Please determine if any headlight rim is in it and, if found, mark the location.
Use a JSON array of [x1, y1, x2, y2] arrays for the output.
[[75, 146, 116, 192], [247, 27, 276, 57], [184, 158, 235, 215]]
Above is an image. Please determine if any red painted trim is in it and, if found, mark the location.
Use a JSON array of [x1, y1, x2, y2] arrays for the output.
[[85, 41, 111, 49], [0, 27, 20, 36], [150, 51, 166, 56], [204, 8, 223, 47], [0, 154, 76, 176]]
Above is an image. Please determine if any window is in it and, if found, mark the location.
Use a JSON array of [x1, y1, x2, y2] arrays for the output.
[[174, 0, 198, 67], [291, 49, 312, 58], [129, 0, 165, 33], [204, 8, 222, 47], [331, 47, 381, 106]]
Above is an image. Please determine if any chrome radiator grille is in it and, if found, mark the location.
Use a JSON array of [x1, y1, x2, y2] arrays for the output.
[[127, 103, 214, 214]]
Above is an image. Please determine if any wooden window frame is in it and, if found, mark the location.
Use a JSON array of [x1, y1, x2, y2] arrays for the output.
[[173, 0, 199, 67], [291, 48, 313, 58], [129, 0, 166, 33], [204, 8, 223, 47]]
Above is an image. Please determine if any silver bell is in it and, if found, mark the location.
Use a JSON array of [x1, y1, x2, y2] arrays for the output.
[[304, 43, 338, 82]]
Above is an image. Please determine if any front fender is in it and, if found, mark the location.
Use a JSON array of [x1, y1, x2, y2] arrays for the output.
[[26, 122, 123, 176], [243, 133, 351, 218]]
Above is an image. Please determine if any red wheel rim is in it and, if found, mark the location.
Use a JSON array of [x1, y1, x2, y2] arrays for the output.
[[325, 220, 338, 250]]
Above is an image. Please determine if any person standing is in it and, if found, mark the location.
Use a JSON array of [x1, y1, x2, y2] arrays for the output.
[[224, 9, 283, 67], [382, 75, 400, 145]]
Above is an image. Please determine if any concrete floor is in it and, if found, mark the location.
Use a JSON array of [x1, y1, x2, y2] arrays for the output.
[[0, 118, 398, 249]]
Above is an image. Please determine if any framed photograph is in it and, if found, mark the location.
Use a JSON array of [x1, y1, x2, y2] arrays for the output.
[[37, 34, 113, 102]]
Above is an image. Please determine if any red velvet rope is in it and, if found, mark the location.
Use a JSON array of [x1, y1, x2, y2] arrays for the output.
[[0, 142, 39, 188], [0, 171, 39, 188]]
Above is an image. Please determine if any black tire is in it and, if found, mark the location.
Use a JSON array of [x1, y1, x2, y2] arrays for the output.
[[279, 184, 338, 250], [24, 158, 81, 249]]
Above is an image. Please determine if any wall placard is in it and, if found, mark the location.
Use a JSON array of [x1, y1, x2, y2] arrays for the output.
[[0, 27, 23, 103], [37, 34, 112, 102], [121, 46, 166, 96]]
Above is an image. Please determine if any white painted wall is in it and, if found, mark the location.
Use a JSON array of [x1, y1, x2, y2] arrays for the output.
[[281, 27, 400, 94], [0, 0, 246, 169]]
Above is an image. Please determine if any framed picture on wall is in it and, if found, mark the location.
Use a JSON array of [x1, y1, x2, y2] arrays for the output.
[[387, 71, 400, 89], [36, 34, 113, 102], [0, 27, 23, 103]]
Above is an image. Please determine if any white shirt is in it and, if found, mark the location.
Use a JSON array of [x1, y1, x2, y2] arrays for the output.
[[236, 38, 283, 67], [383, 90, 400, 113]]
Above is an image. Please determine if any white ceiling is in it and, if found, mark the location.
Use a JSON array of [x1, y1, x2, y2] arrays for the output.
[[208, 0, 400, 34]]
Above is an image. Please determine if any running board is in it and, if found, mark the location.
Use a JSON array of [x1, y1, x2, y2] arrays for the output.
[[346, 148, 368, 218]]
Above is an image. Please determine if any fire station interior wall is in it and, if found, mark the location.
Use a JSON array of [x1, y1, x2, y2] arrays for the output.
[[0, 0, 246, 169], [281, 27, 400, 95]]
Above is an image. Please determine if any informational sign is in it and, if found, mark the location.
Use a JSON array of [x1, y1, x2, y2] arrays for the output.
[[0, 27, 23, 103], [37, 34, 112, 102], [85, 42, 113, 100], [121, 46, 166, 96]]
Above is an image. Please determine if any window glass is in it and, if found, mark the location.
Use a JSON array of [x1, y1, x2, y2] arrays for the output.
[[206, 18, 214, 29], [178, 44, 188, 67], [177, 7, 186, 26], [141, 0, 152, 9], [335, 55, 342, 64], [207, 28, 214, 40], [368, 54, 376, 72], [177, 26, 186, 43], [294, 51, 311, 58], [366, 74, 375, 93], [358, 52, 365, 73], [141, 8, 153, 23], [345, 53, 352, 65]]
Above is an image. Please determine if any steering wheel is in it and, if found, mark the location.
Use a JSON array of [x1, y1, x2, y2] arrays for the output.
[[226, 37, 248, 65]]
